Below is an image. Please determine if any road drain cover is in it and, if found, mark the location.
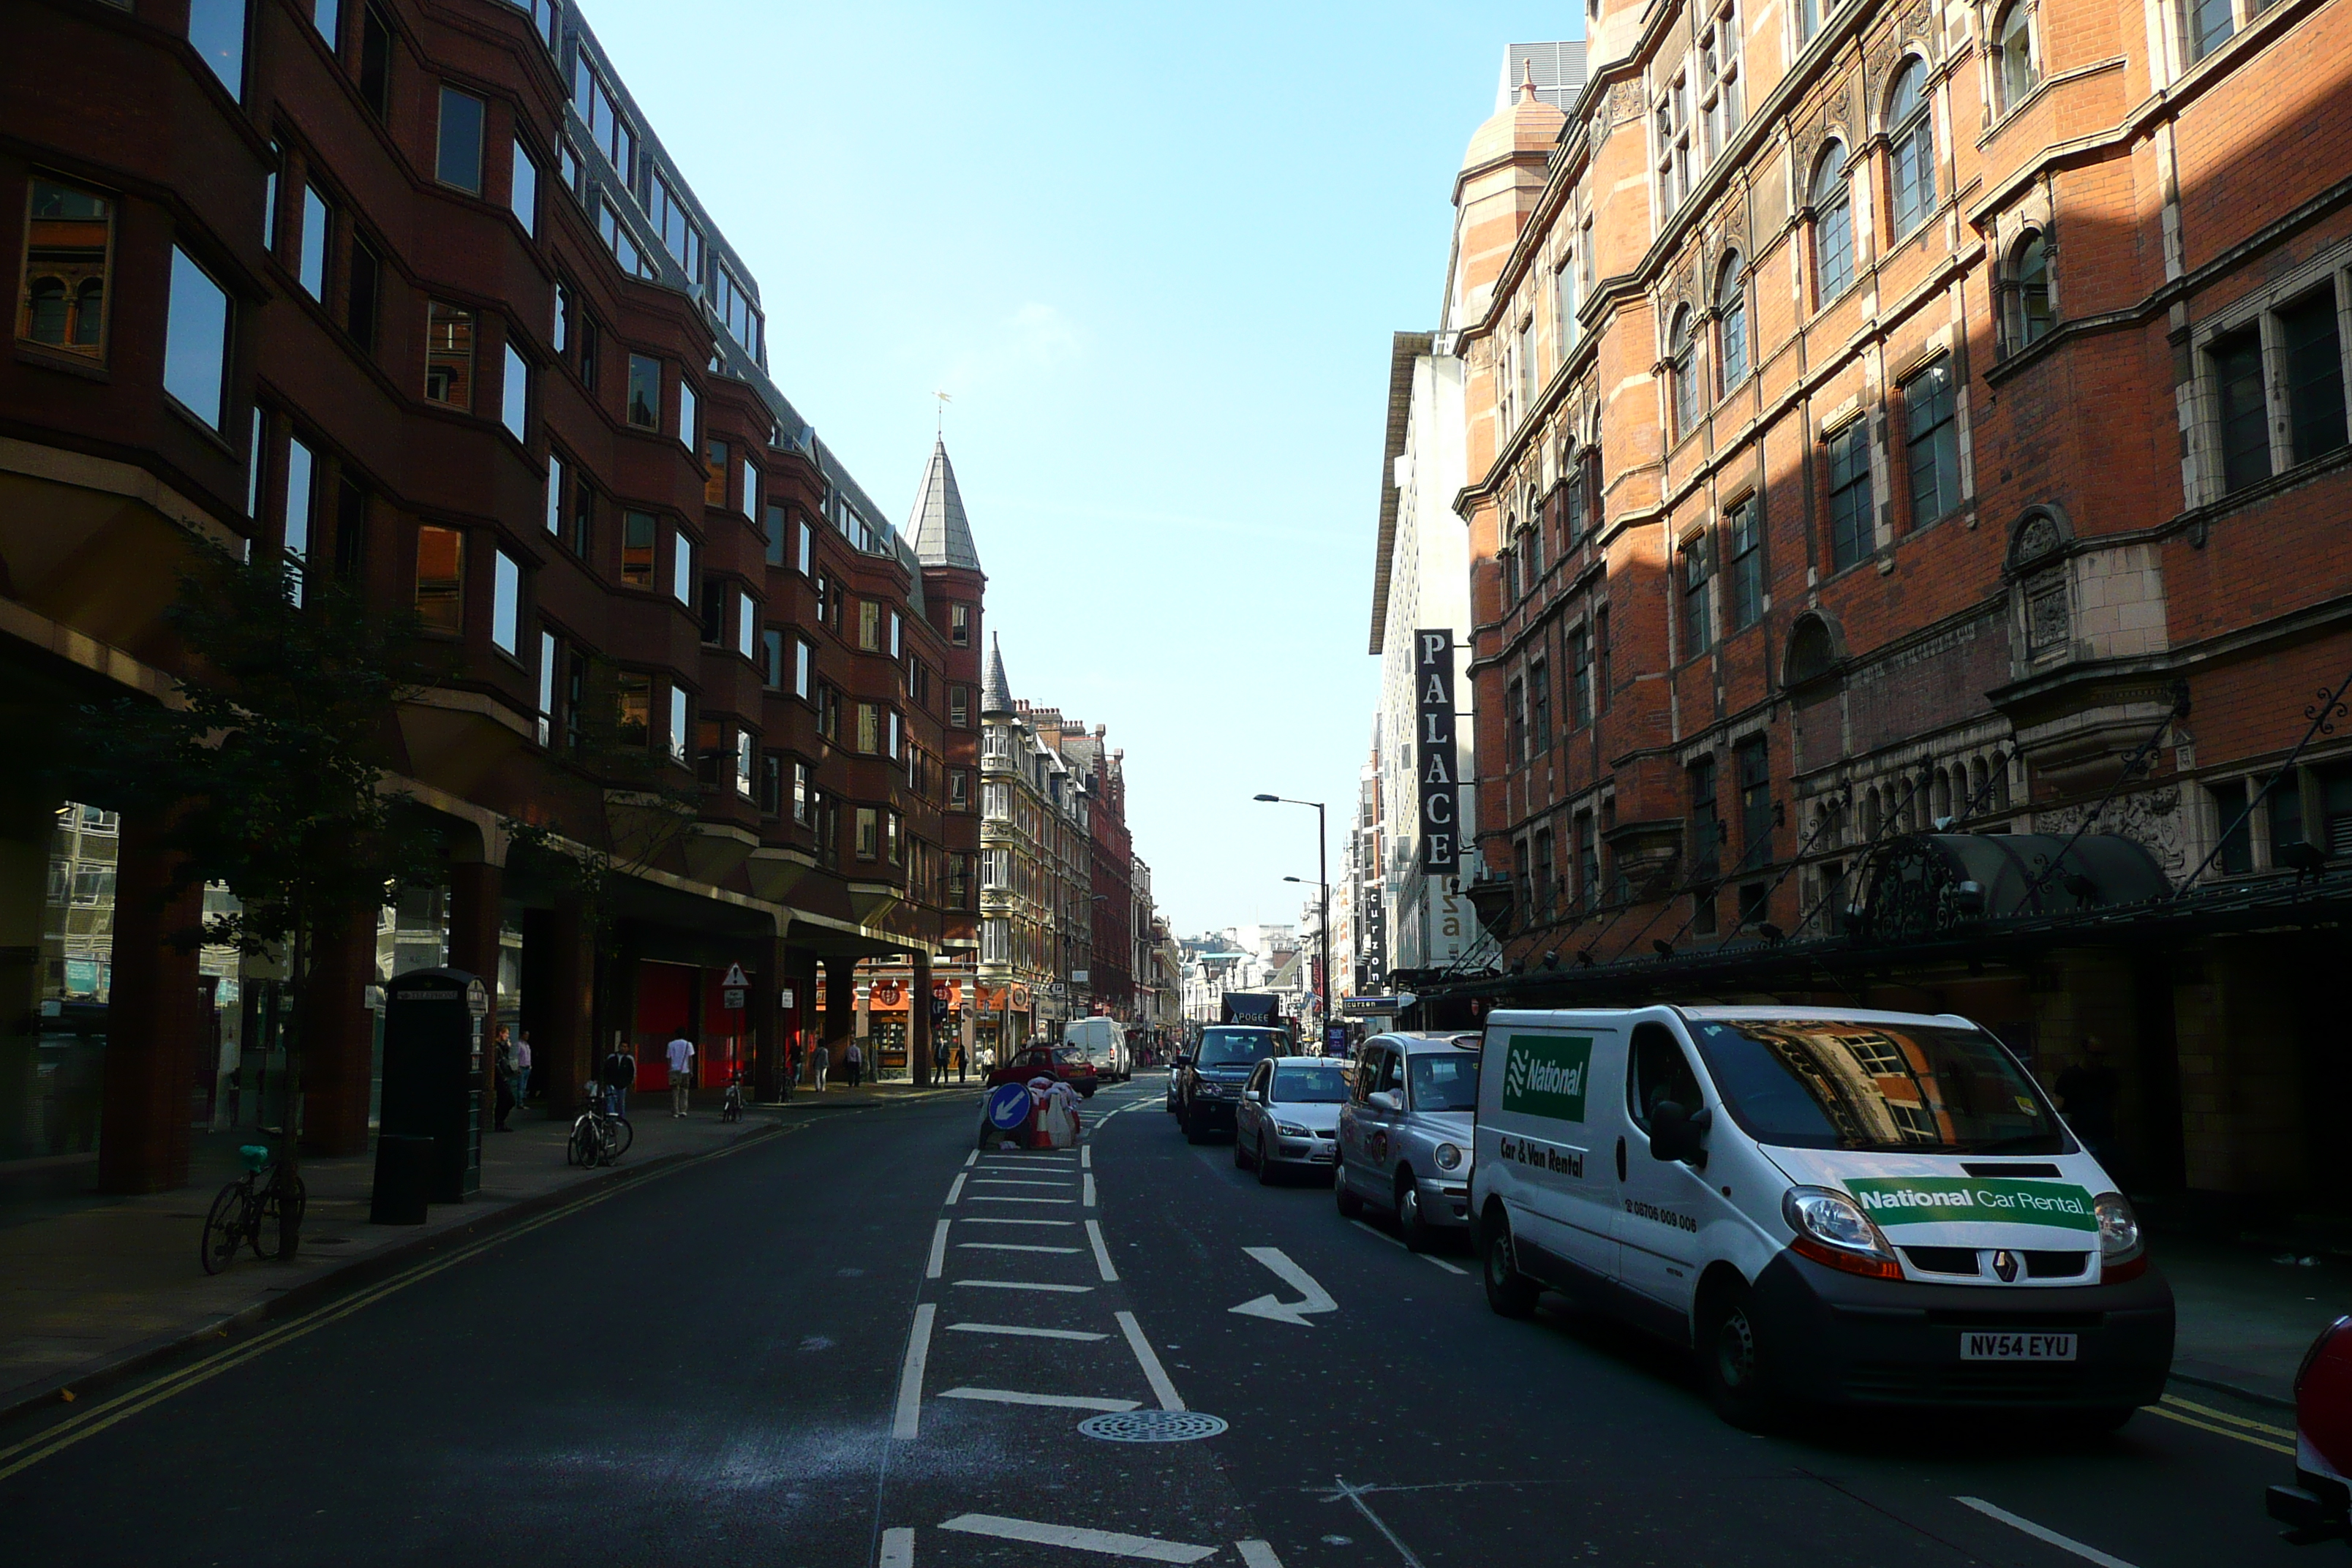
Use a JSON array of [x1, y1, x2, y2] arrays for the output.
[[1077, 1411, 1228, 1442]]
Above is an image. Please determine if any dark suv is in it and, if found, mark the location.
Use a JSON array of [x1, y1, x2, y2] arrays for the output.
[[1175, 1025, 1288, 1144]]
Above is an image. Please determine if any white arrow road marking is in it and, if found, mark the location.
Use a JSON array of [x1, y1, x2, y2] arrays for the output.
[[1229, 1246, 1338, 1327], [880, 1526, 914, 1568], [947, 1322, 1109, 1342], [953, 1278, 1093, 1293], [1955, 1498, 2142, 1568], [940, 1387, 1140, 1413], [939, 1514, 1218, 1564], [1085, 1218, 1118, 1281], [1115, 1311, 1185, 1411], [892, 1305, 935, 1441]]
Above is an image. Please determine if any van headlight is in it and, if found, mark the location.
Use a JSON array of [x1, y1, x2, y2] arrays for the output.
[[2094, 1191, 2146, 1281], [1434, 1142, 1463, 1171], [1782, 1186, 1900, 1280]]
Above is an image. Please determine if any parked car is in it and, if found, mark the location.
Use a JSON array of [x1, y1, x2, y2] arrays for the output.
[[1063, 1017, 1131, 1082], [1175, 1025, 1288, 1143], [986, 1042, 1098, 1098], [1234, 1055, 1349, 1182], [1469, 1005, 2174, 1429], [2269, 1314, 2352, 1545], [1335, 1032, 1482, 1249]]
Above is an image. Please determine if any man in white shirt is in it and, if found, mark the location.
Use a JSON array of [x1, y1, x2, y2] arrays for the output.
[[666, 1033, 696, 1117]]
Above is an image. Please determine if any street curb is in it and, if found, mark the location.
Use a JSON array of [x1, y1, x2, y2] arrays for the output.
[[0, 1120, 784, 1432], [2168, 1367, 2296, 1412]]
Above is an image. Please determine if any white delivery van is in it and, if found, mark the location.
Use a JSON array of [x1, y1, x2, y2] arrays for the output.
[[1063, 1016, 1130, 1081], [1469, 1005, 2173, 1428]]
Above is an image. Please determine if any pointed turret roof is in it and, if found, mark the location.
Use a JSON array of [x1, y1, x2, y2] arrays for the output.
[[907, 437, 983, 571], [982, 635, 1015, 717]]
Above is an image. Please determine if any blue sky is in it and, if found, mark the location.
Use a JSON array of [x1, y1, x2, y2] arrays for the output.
[[587, 1, 1578, 935]]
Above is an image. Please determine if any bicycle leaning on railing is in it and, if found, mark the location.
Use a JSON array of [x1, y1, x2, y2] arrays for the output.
[[200, 1129, 308, 1275], [566, 1084, 634, 1168]]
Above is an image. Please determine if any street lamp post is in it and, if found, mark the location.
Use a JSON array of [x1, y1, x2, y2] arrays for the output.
[[1255, 793, 1327, 1044]]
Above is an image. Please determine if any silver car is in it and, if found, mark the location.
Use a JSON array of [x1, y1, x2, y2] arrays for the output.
[[1233, 1056, 1349, 1183], [1335, 1032, 1482, 1249]]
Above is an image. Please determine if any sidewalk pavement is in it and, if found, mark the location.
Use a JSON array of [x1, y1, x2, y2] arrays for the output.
[[2161, 1234, 2348, 1406], [0, 1101, 782, 1423]]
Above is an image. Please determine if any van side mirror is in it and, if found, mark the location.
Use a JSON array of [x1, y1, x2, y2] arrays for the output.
[[1648, 1101, 1712, 1167]]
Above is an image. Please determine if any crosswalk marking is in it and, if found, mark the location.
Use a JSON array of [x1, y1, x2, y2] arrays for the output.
[[939, 1387, 1141, 1413]]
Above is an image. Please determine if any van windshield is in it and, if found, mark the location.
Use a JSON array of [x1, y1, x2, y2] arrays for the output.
[[1196, 1028, 1283, 1068], [1686, 1018, 2068, 1155]]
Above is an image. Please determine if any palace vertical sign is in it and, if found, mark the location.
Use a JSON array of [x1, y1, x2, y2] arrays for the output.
[[1416, 628, 1458, 872]]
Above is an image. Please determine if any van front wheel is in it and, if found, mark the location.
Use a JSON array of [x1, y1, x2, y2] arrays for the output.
[[1697, 1280, 1780, 1431]]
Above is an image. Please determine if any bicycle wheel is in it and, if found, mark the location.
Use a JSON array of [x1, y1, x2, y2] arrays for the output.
[[606, 1115, 633, 1158], [252, 1171, 307, 1259], [568, 1116, 593, 1166], [200, 1180, 252, 1275]]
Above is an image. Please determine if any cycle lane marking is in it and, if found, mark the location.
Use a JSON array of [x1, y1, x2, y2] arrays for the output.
[[1953, 1497, 2140, 1568]]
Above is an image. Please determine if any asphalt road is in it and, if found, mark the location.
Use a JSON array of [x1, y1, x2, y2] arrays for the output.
[[0, 1075, 2304, 1567]]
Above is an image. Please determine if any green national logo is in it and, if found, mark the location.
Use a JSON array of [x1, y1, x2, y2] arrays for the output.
[[1843, 1177, 2097, 1231], [1500, 1034, 1593, 1123]]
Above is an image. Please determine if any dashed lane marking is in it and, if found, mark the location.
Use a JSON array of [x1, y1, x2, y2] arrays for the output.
[[892, 1304, 935, 1441], [947, 1322, 1109, 1342], [962, 1150, 978, 1168], [1085, 1218, 1118, 1282], [880, 1526, 914, 1568], [957, 1217, 1076, 1227], [1083, 1173, 1098, 1207], [940, 1387, 1141, 1413], [1236, 1544, 1286, 1568], [970, 1178, 1076, 1188], [1115, 1310, 1186, 1411], [938, 1513, 1218, 1564], [967, 1196, 1078, 1205], [1955, 1497, 2141, 1568], [945, 1174, 967, 1205], [1082, 1145, 1093, 1169], [957, 1242, 1082, 1254], [1348, 1218, 1468, 1274], [926, 1219, 950, 1279], [951, 1279, 1093, 1293]]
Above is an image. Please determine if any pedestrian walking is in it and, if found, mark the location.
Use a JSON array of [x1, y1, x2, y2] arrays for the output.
[[602, 1034, 636, 1118], [492, 1025, 517, 1131], [810, 1039, 831, 1094], [844, 1038, 864, 1089], [515, 1030, 534, 1104], [954, 1042, 967, 1083], [666, 1032, 696, 1117]]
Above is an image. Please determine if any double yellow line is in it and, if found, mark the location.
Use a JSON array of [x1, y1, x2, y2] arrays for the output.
[[0, 1123, 796, 1482], [2147, 1392, 2296, 1454]]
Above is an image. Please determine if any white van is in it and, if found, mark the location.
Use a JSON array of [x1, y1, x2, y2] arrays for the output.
[[1063, 1016, 1130, 1082], [1469, 1005, 2174, 1428]]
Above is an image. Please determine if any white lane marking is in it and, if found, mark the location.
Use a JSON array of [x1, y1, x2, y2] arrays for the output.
[[1115, 1310, 1186, 1411], [1083, 1173, 1098, 1207], [945, 1174, 966, 1205], [940, 1387, 1141, 1413], [970, 1176, 1074, 1186], [926, 1219, 950, 1279], [967, 1196, 1078, 1205], [881, 1526, 915, 1568], [1330, 1478, 1426, 1568], [892, 1305, 935, 1441], [962, 1150, 978, 1167], [948, 1322, 1109, 1342], [979, 1158, 1077, 1166], [1082, 1145, 1093, 1169], [1229, 1246, 1338, 1327], [1955, 1498, 2141, 1568], [1349, 1219, 1403, 1250], [1422, 1254, 1469, 1276], [957, 1242, 1081, 1254], [957, 1218, 1075, 1227], [952, 1278, 1093, 1293], [939, 1513, 1218, 1564], [1237, 1543, 1285, 1568], [1085, 1218, 1118, 1281]]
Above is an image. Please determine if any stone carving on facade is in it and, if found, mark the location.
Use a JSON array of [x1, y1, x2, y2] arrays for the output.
[[2024, 570, 2070, 655], [2033, 788, 2190, 881]]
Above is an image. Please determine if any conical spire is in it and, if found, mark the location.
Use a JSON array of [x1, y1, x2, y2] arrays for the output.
[[981, 634, 1015, 717], [907, 436, 983, 571]]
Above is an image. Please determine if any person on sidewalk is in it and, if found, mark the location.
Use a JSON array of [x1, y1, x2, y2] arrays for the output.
[[666, 1033, 696, 1117], [492, 1025, 517, 1131], [603, 1034, 636, 1118], [843, 1039, 864, 1089], [514, 1030, 534, 1104], [810, 1040, 831, 1093]]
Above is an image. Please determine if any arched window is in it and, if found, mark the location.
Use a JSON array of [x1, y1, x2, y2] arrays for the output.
[[1670, 306, 1700, 436], [72, 278, 104, 348], [1861, 787, 1882, 840], [23, 278, 67, 344], [1812, 144, 1855, 303], [2005, 233, 2054, 350], [1887, 61, 1936, 239], [1716, 255, 1749, 392], [1931, 768, 1952, 823], [1994, 3, 2039, 111]]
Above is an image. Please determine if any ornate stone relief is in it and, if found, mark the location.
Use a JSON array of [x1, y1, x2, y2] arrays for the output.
[[2012, 513, 2064, 569], [2033, 788, 2189, 881], [2024, 572, 2070, 655]]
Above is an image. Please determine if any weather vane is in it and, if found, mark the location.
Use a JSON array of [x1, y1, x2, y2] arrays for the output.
[[935, 389, 951, 434]]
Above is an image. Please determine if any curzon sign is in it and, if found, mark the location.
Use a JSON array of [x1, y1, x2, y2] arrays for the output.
[[1416, 627, 1459, 872]]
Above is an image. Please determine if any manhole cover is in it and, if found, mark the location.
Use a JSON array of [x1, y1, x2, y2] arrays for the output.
[[1077, 1410, 1228, 1443]]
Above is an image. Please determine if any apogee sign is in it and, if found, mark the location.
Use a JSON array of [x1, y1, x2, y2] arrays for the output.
[[1416, 627, 1459, 872]]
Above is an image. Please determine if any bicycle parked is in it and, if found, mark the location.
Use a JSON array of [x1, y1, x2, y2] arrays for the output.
[[200, 1130, 307, 1275], [567, 1083, 633, 1167]]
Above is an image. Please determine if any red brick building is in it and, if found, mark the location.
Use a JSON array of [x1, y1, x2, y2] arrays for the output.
[[1, 0, 981, 1186], [1420, 1, 2352, 1215]]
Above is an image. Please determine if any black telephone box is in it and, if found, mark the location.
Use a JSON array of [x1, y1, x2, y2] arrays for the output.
[[378, 968, 486, 1202]]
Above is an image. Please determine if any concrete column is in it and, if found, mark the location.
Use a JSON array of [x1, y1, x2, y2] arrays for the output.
[[99, 811, 204, 1193], [300, 902, 377, 1156], [823, 954, 856, 1082], [446, 859, 503, 1111], [525, 895, 593, 1117], [911, 951, 935, 1087]]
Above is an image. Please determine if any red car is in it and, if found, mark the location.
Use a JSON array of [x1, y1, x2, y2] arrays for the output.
[[986, 1044, 1098, 1098], [2269, 1315, 2352, 1544]]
